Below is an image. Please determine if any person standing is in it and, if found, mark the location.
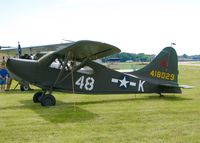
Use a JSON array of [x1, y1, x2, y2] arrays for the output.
[[6, 72, 12, 91], [0, 64, 9, 92]]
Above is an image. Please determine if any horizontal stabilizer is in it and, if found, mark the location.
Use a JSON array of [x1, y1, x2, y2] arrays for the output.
[[179, 85, 194, 89], [156, 82, 193, 90]]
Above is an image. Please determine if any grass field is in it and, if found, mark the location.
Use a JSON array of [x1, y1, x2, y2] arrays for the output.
[[0, 64, 200, 143]]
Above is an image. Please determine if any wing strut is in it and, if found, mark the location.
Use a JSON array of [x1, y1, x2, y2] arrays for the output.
[[71, 54, 77, 112], [57, 58, 90, 84], [71, 54, 75, 94], [51, 52, 90, 95], [52, 52, 71, 87]]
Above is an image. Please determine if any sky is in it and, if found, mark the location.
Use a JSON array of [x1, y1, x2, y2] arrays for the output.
[[0, 0, 200, 55]]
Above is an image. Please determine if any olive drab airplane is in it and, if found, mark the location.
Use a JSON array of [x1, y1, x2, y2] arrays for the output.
[[1, 40, 189, 106]]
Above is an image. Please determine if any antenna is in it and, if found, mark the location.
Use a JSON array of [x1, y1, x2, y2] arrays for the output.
[[61, 39, 74, 43], [170, 43, 176, 47]]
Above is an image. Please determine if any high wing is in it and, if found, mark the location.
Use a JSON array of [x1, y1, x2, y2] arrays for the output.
[[55, 40, 121, 61], [38, 40, 121, 65], [0, 40, 120, 60]]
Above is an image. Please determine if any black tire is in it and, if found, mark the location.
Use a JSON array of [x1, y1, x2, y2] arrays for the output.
[[20, 84, 30, 91], [33, 92, 43, 103], [40, 94, 56, 106]]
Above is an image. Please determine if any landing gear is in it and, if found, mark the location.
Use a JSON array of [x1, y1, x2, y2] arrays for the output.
[[40, 94, 56, 106], [33, 92, 43, 103], [32, 91, 56, 106], [159, 93, 164, 97]]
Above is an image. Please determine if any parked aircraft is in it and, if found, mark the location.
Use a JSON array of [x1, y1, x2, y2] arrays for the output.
[[0, 42, 72, 90], [3, 40, 188, 106]]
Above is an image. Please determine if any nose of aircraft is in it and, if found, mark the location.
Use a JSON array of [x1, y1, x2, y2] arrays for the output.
[[6, 58, 25, 70], [6, 58, 24, 76], [6, 58, 33, 82], [6, 58, 19, 72], [6, 57, 30, 85], [6, 58, 38, 80], [6, 58, 13, 72]]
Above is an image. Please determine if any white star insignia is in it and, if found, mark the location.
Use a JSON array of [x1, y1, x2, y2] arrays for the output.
[[119, 77, 129, 88], [111, 77, 137, 89]]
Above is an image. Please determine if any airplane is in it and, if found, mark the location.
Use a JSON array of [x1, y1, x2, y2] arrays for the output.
[[0, 42, 71, 58], [0, 42, 73, 91], [4, 40, 187, 106]]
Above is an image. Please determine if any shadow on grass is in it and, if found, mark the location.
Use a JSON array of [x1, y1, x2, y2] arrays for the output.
[[145, 94, 192, 101], [0, 99, 97, 124], [4, 89, 40, 95], [4, 89, 192, 102], [0, 92, 191, 123], [66, 94, 192, 106], [22, 100, 98, 123]]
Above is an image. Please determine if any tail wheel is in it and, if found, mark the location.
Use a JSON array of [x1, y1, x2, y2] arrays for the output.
[[40, 94, 56, 106], [33, 92, 43, 103]]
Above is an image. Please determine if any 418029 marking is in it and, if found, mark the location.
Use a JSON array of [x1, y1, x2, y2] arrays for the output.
[[150, 70, 175, 81]]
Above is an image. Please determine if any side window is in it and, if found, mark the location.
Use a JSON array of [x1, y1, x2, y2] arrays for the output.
[[77, 66, 94, 75], [49, 58, 62, 69]]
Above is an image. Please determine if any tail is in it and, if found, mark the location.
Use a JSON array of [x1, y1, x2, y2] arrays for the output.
[[132, 47, 179, 86]]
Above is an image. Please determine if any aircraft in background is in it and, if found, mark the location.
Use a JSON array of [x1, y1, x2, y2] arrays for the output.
[[4, 40, 189, 106], [0, 41, 74, 59], [0, 41, 73, 90]]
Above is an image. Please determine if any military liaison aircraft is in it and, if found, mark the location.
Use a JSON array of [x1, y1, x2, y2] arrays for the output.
[[4, 40, 187, 106]]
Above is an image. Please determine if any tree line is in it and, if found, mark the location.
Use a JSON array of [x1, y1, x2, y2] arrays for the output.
[[102, 52, 155, 62], [102, 52, 200, 62], [178, 54, 200, 61]]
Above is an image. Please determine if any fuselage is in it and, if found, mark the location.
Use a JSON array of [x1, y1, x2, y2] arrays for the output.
[[6, 58, 181, 94]]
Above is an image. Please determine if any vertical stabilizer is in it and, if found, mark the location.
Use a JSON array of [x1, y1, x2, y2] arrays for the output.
[[133, 47, 178, 84]]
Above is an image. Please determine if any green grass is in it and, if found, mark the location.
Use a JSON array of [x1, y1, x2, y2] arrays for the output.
[[0, 65, 200, 143]]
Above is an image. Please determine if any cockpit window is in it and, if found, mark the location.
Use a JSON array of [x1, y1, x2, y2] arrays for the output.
[[49, 58, 62, 69], [49, 59, 81, 71], [49, 59, 93, 75], [77, 66, 94, 75]]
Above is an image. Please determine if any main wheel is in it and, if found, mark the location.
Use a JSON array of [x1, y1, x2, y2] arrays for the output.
[[33, 92, 43, 103], [40, 94, 56, 106]]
